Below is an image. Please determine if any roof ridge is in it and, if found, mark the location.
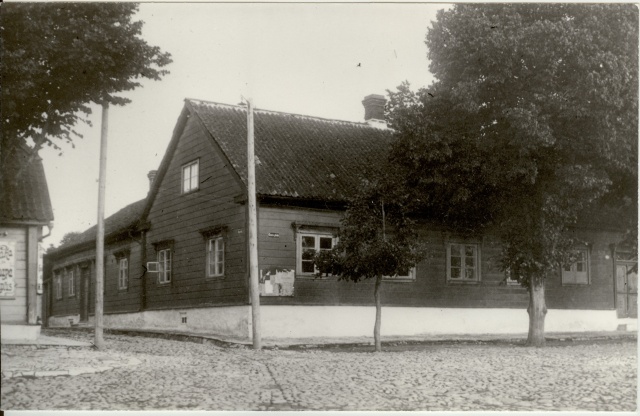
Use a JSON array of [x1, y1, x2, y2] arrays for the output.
[[184, 97, 375, 129], [50, 198, 147, 254]]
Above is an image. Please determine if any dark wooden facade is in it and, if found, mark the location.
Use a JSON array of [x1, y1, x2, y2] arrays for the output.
[[44, 98, 636, 329], [142, 115, 248, 311], [45, 232, 145, 322], [255, 205, 623, 311]]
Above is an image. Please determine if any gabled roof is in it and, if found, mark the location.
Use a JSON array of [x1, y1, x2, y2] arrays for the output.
[[186, 99, 395, 201], [1, 145, 54, 224], [48, 199, 146, 256], [53, 97, 396, 254]]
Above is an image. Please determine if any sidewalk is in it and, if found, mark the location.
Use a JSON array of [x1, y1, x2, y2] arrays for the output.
[[2, 328, 635, 381], [2, 333, 92, 347], [1, 333, 139, 380]]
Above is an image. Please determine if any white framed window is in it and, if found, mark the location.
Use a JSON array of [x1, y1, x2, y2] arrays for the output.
[[182, 160, 199, 193], [68, 269, 75, 296], [158, 248, 172, 284], [562, 248, 589, 285], [207, 236, 225, 277], [55, 274, 62, 300], [504, 268, 520, 285], [447, 243, 480, 282], [118, 257, 129, 290], [383, 268, 417, 281], [297, 232, 336, 276]]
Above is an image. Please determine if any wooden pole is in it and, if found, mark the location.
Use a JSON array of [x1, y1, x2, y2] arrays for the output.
[[94, 102, 108, 350], [246, 98, 262, 350]]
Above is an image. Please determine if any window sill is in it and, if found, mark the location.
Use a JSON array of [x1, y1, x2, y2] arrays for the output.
[[181, 188, 200, 196], [296, 274, 336, 280], [561, 283, 590, 286], [206, 274, 225, 280], [383, 278, 416, 283], [447, 280, 480, 285]]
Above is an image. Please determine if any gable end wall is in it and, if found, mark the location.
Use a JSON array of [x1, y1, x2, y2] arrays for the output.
[[144, 116, 248, 310]]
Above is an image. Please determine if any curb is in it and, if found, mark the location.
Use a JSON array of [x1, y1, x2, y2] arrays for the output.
[[44, 327, 637, 351]]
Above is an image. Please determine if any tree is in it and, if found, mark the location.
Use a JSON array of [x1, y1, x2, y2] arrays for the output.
[[314, 177, 426, 352], [58, 231, 83, 247], [387, 4, 638, 346], [1, 3, 172, 177]]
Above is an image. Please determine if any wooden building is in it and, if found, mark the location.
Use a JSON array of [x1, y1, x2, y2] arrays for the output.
[[1, 146, 54, 341], [44, 96, 637, 340]]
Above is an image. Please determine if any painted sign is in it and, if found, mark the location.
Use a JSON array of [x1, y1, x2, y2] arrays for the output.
[[0, 240, 16, 298], [259, 268, 294, 296], [37, 243, 44, 295]]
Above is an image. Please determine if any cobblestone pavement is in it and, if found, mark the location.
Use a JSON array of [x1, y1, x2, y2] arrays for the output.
[[1, 329, 636, 411]]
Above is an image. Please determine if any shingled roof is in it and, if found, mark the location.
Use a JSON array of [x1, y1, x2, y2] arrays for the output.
[[1, 146, 54, 224], [48, 198, 146, 255], [187, 99, 395, 202], [52, 98, 396, 253]]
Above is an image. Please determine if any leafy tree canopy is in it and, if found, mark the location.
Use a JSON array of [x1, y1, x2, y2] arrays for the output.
[[58, 231, 83, 248], [313, 176, 427, 351], [387, 3, 638, 283], [1, 3, 172, 162], [315, 177, 426, 282]]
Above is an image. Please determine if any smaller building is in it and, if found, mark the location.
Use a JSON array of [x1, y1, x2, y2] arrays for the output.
[[43, 198, 147, 328], [1, 146, 54, 341]]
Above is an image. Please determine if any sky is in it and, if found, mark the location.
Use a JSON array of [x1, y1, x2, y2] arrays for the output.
[[40, 2, 446, 247]]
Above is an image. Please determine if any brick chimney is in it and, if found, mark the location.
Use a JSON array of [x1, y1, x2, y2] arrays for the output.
[[147, 170, 158, 192], [362, 94, 387, 129]]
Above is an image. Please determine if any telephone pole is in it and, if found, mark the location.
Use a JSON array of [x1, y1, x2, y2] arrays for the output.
[[246, 98, 262, 350], [94, 102, 108, 350]]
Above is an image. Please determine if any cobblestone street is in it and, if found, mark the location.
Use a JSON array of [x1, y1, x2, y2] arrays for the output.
[[1, 329, 637, 411]]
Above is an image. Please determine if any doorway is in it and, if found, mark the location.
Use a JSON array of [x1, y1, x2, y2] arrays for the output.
[[80, 265, 91, 322], [616, 261, 637, 319]]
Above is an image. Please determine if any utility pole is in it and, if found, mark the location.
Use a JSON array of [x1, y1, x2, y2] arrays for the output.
[[246, 98, 262, 350], [94, 101, 108, 350]]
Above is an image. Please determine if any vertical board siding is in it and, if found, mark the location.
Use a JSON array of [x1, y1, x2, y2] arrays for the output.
[[0, 226, 28, 323], [144, 116, 248, 311], [257, 206, 618, 310]]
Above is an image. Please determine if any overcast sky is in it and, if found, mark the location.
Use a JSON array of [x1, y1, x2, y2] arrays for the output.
[[40, 2, 446, 247]]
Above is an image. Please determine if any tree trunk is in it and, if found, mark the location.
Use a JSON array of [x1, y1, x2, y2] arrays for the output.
[[526, 273, 547, 347], [373, 274, 382, 352]]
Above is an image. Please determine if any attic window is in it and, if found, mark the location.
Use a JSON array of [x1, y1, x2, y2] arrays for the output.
[[182, 159, 199, 194]]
